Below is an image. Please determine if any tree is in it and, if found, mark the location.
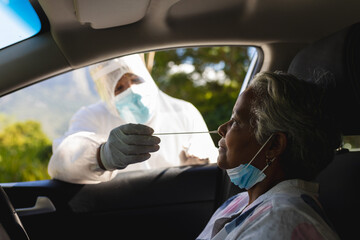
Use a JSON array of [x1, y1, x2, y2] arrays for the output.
[[0, 120, 52, 182], [150, 46, 252, 145]]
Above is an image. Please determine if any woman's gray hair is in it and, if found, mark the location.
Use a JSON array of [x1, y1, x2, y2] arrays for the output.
[[248, 71, 341, 180]]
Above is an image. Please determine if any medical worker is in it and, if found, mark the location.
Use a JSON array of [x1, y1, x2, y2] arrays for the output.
[[48, 54, 218, 184], [197, 71, 341, 239]]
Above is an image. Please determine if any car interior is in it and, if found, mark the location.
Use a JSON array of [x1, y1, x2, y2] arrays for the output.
[[0, 0, 360, 239]]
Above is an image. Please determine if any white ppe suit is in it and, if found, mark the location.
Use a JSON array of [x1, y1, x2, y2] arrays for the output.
[[48, 54, 218, 184]]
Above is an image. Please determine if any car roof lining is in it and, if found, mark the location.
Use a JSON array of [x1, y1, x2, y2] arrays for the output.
[[73, 0, 151, 29], [37, 0, 360, 67], [2, 0, 360, 99]]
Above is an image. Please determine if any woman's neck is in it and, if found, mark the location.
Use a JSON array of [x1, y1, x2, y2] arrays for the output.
[[247, 173, 287, 204]]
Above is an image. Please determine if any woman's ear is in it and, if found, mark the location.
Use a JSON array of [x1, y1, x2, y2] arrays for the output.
[[267, 132, 287, 159]]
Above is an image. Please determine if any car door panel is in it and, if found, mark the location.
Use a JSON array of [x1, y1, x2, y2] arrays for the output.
[[2, 164, 225, 240]]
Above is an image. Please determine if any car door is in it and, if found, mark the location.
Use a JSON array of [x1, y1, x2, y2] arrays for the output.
[[2, 164, 229, 239]]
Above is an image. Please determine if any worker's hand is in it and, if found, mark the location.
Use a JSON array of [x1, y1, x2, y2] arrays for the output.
[[179, 149, 209, 166], [99, 123, 160, 170]]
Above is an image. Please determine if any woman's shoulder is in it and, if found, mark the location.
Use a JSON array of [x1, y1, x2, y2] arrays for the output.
[[260, 190, 329, 228], [250, 181, 320, 221]]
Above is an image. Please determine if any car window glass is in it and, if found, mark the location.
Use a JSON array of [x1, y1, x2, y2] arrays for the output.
[[0, 46, 257, 183], [0, 0, 41, 49]]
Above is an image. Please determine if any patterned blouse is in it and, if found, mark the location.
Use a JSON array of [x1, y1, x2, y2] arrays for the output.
[[197, 179, 340, 240]]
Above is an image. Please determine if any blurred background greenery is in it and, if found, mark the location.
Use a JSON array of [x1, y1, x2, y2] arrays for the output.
[[0, 118, 52, 182], [149, 46, 251, 145], [0, 46, 252, 182]]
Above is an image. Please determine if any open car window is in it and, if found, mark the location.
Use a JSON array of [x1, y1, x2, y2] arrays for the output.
[[0, 46, 258, 183]]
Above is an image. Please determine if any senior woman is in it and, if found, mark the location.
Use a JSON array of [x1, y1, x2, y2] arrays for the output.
[[197, 71, 341, 240]]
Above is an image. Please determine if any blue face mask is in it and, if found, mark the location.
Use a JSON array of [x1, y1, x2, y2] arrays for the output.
[[114, 88, 150, 124], [226, 134, 275, 190]]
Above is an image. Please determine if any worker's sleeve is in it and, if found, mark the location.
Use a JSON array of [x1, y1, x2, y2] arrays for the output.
[[48, 131, 117, 184], [48, 106, 116, 184], [185, 103, 218, 163]]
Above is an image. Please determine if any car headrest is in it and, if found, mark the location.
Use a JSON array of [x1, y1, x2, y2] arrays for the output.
[[288, 23, 360, 135]]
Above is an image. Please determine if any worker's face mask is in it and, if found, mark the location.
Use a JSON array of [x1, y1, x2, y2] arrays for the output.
[[114, 87, 150, 124], [226, 134, 275, 190]]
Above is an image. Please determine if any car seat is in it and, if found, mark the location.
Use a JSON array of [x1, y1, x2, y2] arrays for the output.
[[288, 22, 360, 240]]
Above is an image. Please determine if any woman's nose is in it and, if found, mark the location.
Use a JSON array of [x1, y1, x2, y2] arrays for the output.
[[218, 122, 227, 137]]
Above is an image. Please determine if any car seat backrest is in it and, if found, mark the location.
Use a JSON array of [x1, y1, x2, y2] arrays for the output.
[[288, 21, 360, 240], [316, 150, 360, 240]]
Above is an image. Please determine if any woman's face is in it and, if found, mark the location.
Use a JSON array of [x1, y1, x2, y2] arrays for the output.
[[217, 88, 263, 169], [114, 73, 144, 96]]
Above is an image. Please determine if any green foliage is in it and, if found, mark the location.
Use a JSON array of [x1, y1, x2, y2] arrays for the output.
[[0, 119, 52, 182], [151, 46, 251, 145]]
